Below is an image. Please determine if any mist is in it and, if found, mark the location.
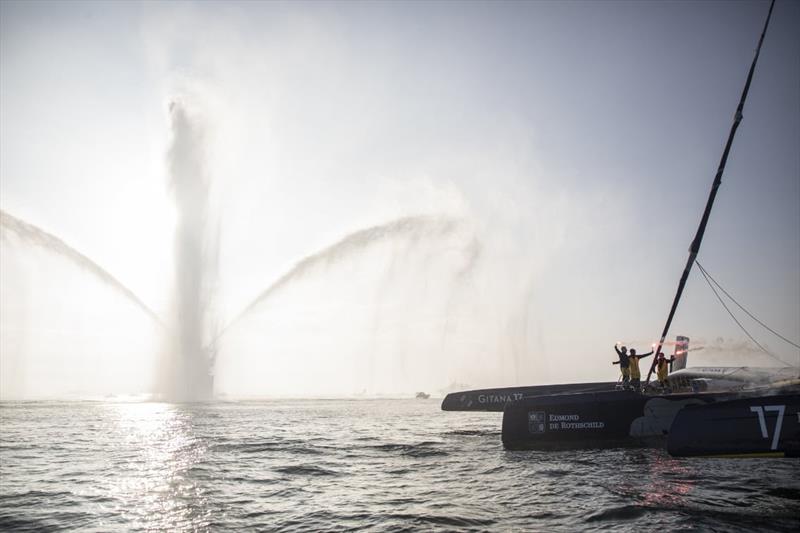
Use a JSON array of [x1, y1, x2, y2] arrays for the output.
[[1, 1, 798, 399]]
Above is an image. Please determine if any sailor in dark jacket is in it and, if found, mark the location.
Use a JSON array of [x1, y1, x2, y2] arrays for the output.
[[612, 344, 631, 389], [628, 347, 654, 390]]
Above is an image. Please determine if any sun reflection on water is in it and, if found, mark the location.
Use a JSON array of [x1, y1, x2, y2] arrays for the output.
[[104, 402, 211, 530], [640, 451, 696, 508]]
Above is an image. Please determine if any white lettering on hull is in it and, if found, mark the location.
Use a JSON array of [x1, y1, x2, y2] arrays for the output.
[[559, 421, 605, 429], [529, 411, 606, 434], [478, 393, 524, 404], [750, 405, 786, 450]]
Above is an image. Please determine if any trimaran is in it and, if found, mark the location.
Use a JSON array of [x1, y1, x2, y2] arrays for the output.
[[441, 0, 799, 457]]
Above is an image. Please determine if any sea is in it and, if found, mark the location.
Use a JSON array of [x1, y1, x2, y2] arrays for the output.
[[1, 399, 798, 532]]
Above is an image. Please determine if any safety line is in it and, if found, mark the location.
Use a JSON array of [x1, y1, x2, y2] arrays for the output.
[[696, 260, 800, 350], [696, 262, 794, 367]]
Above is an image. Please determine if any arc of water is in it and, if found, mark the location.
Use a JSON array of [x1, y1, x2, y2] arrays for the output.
[[1, 209, 165, 328], [210, 215, 464, 346]]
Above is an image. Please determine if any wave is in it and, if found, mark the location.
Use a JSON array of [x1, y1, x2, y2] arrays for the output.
[[274, 465, 340, 477], [368, 441, 448, 457], [585, 505, 648, 522]]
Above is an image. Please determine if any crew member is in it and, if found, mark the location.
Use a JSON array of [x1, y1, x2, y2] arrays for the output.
[[628, 347, 654, 391], [656, 352, 676, 391], [612, 344, 630, 389]]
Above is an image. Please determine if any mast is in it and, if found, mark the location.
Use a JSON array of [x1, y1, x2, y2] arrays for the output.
[[645, 0, 776, 386]]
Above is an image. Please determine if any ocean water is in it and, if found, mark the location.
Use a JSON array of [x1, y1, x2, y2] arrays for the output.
[[1, 399, 798, 532]]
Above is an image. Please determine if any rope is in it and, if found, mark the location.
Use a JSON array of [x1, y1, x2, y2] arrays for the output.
[[696, 261, 800, 349], [695, 261, 795, 367]]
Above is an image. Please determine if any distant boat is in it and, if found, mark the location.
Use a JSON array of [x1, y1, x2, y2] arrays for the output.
[[415, 392, 430, 399]]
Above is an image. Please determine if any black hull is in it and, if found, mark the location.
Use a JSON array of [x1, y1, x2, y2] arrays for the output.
[[440, 382, 616, 412], [667, 393, 800, 457], [502, 389, 738, 450]]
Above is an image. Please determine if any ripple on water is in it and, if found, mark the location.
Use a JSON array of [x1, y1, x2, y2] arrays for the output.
[[385, 512, 496, 528], [585, 505, 648, 523], [765, 487, 800, 500], [368, 441, 449, 458], [275, 465, 341, 477], [1, 399, 798, 532]]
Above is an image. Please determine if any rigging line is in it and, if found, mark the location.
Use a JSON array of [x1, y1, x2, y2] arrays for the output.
[[696, 260, 800, 350], [696, 263, 793, 367]]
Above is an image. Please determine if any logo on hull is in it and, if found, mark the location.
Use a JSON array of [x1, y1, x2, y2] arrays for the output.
[[528, 411, 546, 434]]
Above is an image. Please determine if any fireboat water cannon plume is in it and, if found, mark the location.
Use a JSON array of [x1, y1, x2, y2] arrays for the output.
[[0, 209, 165, 328], [162, 98, 219, 402], [646, 0, 775, 385], [211, 215, 465, 345]]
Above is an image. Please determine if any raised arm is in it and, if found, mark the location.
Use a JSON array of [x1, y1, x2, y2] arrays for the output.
[[640, 350, 654, 359]]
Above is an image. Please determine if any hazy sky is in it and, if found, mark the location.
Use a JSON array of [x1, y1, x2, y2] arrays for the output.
[[1, 0, 798, 395]]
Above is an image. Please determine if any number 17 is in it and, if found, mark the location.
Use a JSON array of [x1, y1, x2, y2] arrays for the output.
[[750, 405, 785, 451]]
